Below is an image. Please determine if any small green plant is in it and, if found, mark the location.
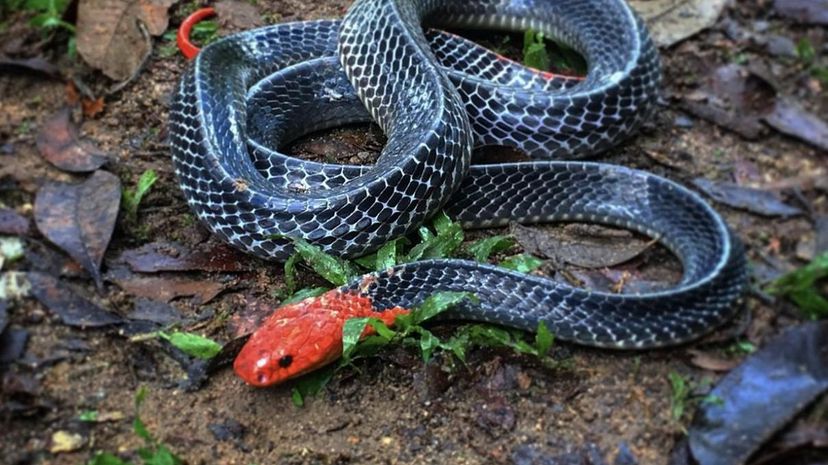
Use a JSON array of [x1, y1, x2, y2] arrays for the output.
[[7, 0, 77, 56], [122, 169, 158, 223], [86, 387, 184, 464], [466, 234, 515, 262], [793, 37, 828, 85], [131, 330, 222, 360], [523, 29, 550, 71], [275, 213, 557, 407], [668, 372, 721, 430], [767, 251, 828, 319], [796, 38, 816, 64]]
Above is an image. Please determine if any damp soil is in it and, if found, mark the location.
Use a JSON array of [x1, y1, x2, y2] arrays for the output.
[[1, 1, 827, 465]]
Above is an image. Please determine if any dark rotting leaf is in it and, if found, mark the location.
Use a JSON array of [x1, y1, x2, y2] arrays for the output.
[[126, 298, 182, 325], [27, 272, 123, 328], [34, 171, 121, 289], [772, 0, 828, 25], [688, 321, 828, 465], [763, 98, 828, 152], [119, 241, 254, 273], [208, 418, 246, 442], [0, 329, 29, 364], [0, 209, 30, 236], [0, 55, 61, 78], [0, 300, 7, 335], [36, 108, 109, 173], [693, 178, 803, 218]]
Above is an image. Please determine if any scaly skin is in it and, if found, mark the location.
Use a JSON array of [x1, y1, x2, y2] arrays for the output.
[[234, 290, 409, 386]]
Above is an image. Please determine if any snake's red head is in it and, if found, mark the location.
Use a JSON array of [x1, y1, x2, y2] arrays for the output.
[[233, 290, 408, 387]]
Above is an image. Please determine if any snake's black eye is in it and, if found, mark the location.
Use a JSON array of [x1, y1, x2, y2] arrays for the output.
[[278, 355, 293, 368]]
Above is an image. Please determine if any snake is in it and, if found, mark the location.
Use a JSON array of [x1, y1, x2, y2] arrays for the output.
[[168, 0, 748, 387]]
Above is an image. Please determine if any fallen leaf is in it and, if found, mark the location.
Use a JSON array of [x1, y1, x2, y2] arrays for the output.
[[50, 430, 86, 453], [127, 298, 182, 325], [0, 300, 6, 334], [0, 209, 29, 236], [689, 321, 828, 465], [687, 350, 740, 372], [0, 55, 60, 78], [27, 272, 123, 327], [227, 295, 275, 338], [773, 0, 828, 25], [0, 328, 28, 364], [630, 0, 727, 47], [119, 241, 254, 273], [81, 97, 106, 118], [113, 275, 228, 304], [34, 171, 122, 288], [474, 395, 515, 437], [683, 64, 776, 139], [511, 223, 656, 269], [76, 0, 177, 81], [693, 178, 803, 217], [764, 98, 828, 152], [36, 108, 109, 172], [214, 0, 263, 30]]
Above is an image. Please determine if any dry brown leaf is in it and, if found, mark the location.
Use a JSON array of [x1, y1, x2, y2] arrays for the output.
[[33, 171, 122, 289], [113, 275, 228, 304], [630, 0, 727, 47], [36, 108, 109, 172], [76, 0, 177, 81]]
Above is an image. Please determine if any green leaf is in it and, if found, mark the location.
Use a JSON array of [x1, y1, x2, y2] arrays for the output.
[[766, 251, 828, 319], [158, 331, 222, 360], [410, 291, 475, 325], [403, 213, 464, 262], [283, 253, 299, 296], [133, 416, 152, 444], [467, 235, 515, 262], [417, 328, 440, 362], [281, 286, 329, 305], [499, 254, 544, 273], [78, 410, 98, 422], [341, 317, 376, 362], [290, 388, 304, 408], [668, 371, 690, 421], [534, 322, 554, 356], [368, 319, 397, 340], [523, 30, 550, 70], [375, 240, 397, 270], [285, 237, 357, 286], [290, 366, 334, 407], [797, 38, 816, 63], [122, 169, 158, 220], [143, 445, 181, 465], [134, 386, 148, 410], [86, 452, 131, 465], [191, 19, 219, 45]]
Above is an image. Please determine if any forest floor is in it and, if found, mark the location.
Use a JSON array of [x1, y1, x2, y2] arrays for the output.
[[1, 0, 826, 464]]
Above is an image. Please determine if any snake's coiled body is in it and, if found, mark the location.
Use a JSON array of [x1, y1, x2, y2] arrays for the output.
[[169, 0, 747, 348]]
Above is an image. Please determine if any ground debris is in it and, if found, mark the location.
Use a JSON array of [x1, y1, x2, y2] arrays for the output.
[[689, 321, 828, 465], [76, 0, 177, 81], [693, 178, 803, 217], [36, 108, 109, 172], [119, 240, 255, 273], [0, 208, 30, 236], [33, 171, 121, 289], [27, 272, 123, 327], [773, 0, 828, 25]]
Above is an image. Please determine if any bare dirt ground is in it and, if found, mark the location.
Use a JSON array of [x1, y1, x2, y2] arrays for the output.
[[1, 1, 826, 464]]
